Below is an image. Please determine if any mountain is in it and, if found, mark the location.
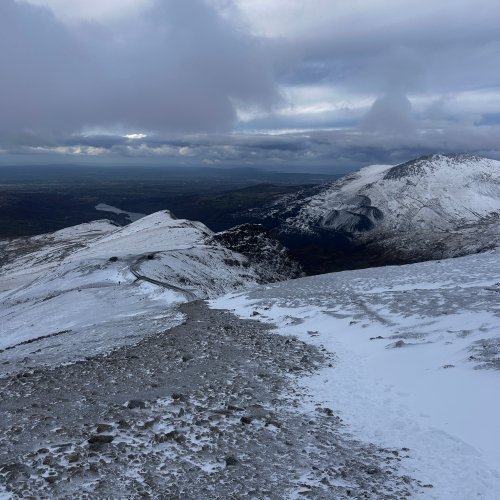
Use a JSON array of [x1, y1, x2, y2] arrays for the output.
[[209, 223, 303, 281], [0, 210, 299, 371], [248, 154, 500, 273], [1, 192, 499, 498]]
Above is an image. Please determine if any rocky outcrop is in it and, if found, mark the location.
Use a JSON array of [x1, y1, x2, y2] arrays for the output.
[[210, 224, 303, 282]]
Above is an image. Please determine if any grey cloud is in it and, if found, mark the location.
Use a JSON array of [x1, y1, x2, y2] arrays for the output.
[[1, 0, 500, 170], [0, 0, 278, 138], [360, 93, 416, 135], [7, 122, 500, 173], [273, 0, 500, 96]]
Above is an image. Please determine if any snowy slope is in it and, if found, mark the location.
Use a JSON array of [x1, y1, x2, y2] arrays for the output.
[[254, 154, 500, 265], [0, 220, 118, 292], [212, 250, 500, 499], [0, 210, 294, 373]]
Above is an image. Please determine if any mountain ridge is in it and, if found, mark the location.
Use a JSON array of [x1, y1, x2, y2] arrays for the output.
[[242, 153, 500, 272]]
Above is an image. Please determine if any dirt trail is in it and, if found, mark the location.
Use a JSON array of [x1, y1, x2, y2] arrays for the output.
[[130, 255, 198, 301]]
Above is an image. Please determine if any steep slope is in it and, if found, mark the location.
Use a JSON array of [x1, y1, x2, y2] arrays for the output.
[[212, 248, 500, 499], [250, 154, 500, 272], [0, 220, 119, 292]]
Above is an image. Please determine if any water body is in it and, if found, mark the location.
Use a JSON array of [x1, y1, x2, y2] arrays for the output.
[[95, 203, 146, 222]]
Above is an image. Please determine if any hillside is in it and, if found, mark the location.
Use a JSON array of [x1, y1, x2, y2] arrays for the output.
[[1, 202, 499, 498], [249, 154, 500, 272], [0, 210, 298, 371]]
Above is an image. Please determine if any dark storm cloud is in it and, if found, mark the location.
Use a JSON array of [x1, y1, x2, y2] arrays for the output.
[[0, 0, 278, 137], [11, 123, 499, 173]]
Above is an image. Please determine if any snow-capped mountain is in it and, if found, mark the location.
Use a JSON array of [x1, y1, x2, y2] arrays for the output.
[[249, 154, 500, 271], [0, 210, 298, 372]]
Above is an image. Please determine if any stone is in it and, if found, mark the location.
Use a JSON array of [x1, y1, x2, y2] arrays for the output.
[[88, 434, 114, 444], [67, 453, 80, 463], [96, 424, 113, 433], [126, 400, 146, 409], [225, 456, 239, 466]]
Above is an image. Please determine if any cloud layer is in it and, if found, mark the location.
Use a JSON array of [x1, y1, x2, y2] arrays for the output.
[[1, 0, 500, 171], [1, 0, 277, 134]]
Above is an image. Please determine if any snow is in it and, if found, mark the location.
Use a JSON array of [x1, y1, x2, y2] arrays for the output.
[[0, 211, 261, 371], [258, 154, 500, 263], [211, 249, 500, 499], [0, 256, 185, 369], [72, 210, 213, 259], [135, 247, 258, 298], [294, 154, 500, 234], [0, 219, 117, 292]]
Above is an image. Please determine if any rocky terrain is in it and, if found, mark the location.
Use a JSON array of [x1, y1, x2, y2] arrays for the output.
[[210, 223, 303, 282], [0, 302, 414, 498]]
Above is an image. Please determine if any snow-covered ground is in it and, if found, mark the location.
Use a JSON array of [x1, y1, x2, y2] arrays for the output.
[[0, 211, 266, 373], [0, 220, 118, 292], [0, 256, 184, 369], [211, 250, 500, 499]]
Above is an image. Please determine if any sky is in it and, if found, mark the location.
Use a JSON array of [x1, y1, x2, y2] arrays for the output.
[[1, 0, 499, 172]]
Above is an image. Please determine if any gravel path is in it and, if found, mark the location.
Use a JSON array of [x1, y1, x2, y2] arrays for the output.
[[0, 301, 414, 499]]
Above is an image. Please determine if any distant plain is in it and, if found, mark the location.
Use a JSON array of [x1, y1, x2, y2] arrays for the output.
[[0, 165, 337, 238]]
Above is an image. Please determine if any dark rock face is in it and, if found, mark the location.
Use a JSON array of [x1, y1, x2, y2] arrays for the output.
[[211, 224, 303, 282]]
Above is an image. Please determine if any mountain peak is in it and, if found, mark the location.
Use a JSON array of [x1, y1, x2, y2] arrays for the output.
[[383, 153, 486, 180], [245, 153, 500, 272]]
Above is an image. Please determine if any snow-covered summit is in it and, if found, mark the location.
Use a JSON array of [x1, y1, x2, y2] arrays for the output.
[[71, 210, 213, 260], [0, 209, 302, 373], [251, 154, 500, 269], [291, 153, 500, 234]]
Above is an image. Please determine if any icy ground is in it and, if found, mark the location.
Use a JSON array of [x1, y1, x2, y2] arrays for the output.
[[212, 249, 500, 499]]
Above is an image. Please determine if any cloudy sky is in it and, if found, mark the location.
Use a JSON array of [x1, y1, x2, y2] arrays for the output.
[[1, 0, 499, 172]]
